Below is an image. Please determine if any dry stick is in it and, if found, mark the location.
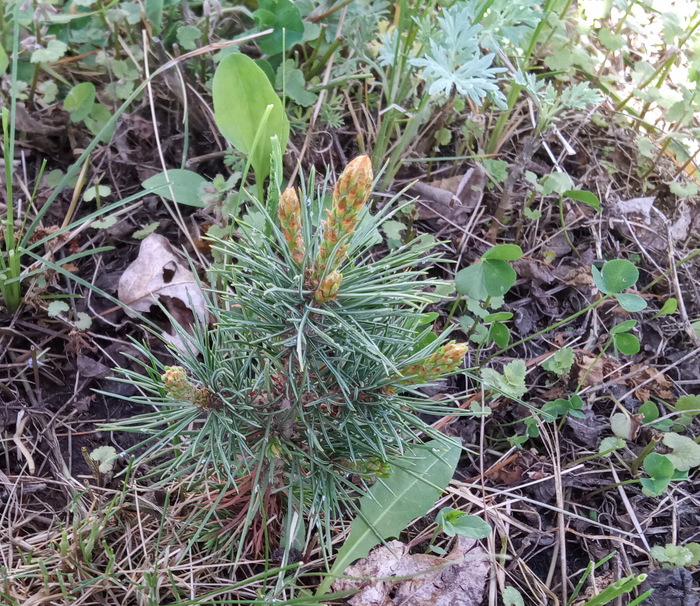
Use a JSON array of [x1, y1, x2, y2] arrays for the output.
[[609, 462, 650, 552]]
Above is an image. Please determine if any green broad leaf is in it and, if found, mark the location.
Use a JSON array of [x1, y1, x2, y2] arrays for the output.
[[610, 320, 637, 335], [654, 297, 678, 317], [212, 53, 290, 185], [31, 39, 68, 63], [663, 432, 700, 472], [615, 293, 647, 312], [480, 158, 508, 183], [142, 169, 207, 207], [483, 259, 517, 297], [541, 171, 574, 196], [381, 220, 406, 242], [85, 103, 115, 142], [253, 0, 305, 56], [562, 189, 601, 211], [176, 25, 202, 51], [448, 513, 491, 539], [281, 65, 317, 106], [482, 244, 523, 261], [490, 322, 510, 348], [644, 452, 675, 480], [317, 439, 460, 596], [481, 360, 526, 400], [455, 261, 488, 300], [639, 401, 660, 423], [614, 333, 640, 355], [145, 0, 163, 33], [598, 436, 625, 456], [91, 216, 118, 230], [503, 586, 525, 606], [47, 300, 70, 317], [675, 395, 700, 417], [592, 259, 639, 294], [64, 82, 96, 123]]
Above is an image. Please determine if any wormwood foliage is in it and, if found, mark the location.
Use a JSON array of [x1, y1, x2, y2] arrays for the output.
[[107, 157, 467, 553]]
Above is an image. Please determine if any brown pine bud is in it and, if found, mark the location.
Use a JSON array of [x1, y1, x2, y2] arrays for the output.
[[398, 341, 468, 384], [312, 156, 373, 284], [278, 187, 305, 264], [314, 270, 342, 303]]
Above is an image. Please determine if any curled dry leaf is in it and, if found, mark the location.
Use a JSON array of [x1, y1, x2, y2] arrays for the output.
[[332, 537, 489, 606], [118, 234, 207, 352], [412, 164, 487, 225]]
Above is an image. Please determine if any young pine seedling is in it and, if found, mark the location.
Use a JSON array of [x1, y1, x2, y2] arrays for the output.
[[107, 156, 469, 557]]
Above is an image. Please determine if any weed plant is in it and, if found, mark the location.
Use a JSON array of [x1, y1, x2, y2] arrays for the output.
[[107, 156, 468, 557]]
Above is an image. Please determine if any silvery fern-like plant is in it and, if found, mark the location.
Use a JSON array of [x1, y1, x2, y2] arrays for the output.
[[105, 157, 468, 557], [410, 5, 506, 104]]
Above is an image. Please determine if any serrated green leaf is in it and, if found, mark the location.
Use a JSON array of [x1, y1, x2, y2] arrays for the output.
[[675, 395, 700, 417], [31, 39, 68, 63], [73, 312, 92, 330], [47, 300, 70, 317], [598, 27, 625, 50], [253, 0, 305, 55], [317, 439, 460, 596], [83, 185, 111, 202], [669, 181, 698, 197], [132, 222, 160, 239], [542, 347, 575, 377], [598, 436, 624, 455], [176, 25, 201, 50], [91, 216, 118, 230], [90, 445, 117, 474]]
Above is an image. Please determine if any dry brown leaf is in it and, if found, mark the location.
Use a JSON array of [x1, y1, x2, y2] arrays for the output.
[[118, 234, 208, 352], [332, 537, 489, 606], [412, 164, 487, 225]]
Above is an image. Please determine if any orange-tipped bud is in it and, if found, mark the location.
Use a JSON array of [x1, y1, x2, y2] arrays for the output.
[[278, 187, 305, 264], [314, 269, 342, 303], [398, 341, 468, 384], [162, 366, 218, 409], [311, 156, 373, 284]]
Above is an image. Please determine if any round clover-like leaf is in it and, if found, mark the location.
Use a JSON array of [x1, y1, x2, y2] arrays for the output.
[[614, 332, 640, 355], [490, 322, 510, 348], [481, 244, 523, 261], [643, 452, 675, 480], [482, 258, 517, 297], [597, 259, 640, 293], [455, 261, 488, 300]]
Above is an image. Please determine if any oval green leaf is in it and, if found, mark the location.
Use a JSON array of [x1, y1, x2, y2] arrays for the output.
[[455, 261, 488, 300], [64, 82, 96, 123], [563, 189, 601, 211], [142, 169, 207, 207], [481, 243, 523, 261], [615, 293, 647, 312], [610, 319, 637, 335], [601, 259, 639, 293], [614, 332, 640, 355], [212, 53, 289, 183], [317, 439, 460, 596]]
